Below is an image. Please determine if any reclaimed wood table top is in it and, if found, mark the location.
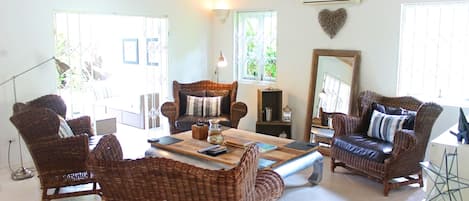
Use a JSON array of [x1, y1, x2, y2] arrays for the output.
[[151, 128, 317, 168]]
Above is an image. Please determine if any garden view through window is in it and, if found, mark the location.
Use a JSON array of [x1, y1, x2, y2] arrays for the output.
[[235, 11, 277, 82]]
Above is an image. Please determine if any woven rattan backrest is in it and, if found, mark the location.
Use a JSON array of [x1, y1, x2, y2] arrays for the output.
[[88, 134, 259, 201], [173, 80, 238, 110], [10, 107, 61, 143], [14, 94, 68, 118], [357, 90, 442, 161]]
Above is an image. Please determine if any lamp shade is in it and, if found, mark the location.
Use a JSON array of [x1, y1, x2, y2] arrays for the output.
[[217, 51, 227, 68], [54, 58, 71, 75]]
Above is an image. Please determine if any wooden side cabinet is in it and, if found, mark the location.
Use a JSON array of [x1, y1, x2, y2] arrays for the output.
[[256, 121, 291, 138], [256, 89, 291, 138]]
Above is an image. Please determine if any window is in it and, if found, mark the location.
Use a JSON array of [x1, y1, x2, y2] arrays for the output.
[[320, 73, 350, 114], [235, 11, 277, 82], [398, 2, 469, 101]]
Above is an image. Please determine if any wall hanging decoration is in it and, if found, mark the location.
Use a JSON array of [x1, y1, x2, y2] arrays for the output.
[[122, 38, 139, 64], [318, 8, 347, 39]]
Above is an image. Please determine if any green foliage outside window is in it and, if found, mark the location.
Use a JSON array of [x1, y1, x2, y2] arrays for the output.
[[264, 46, 277, 78], [237, 11, 277, 81], [246, 20, 258, 77]]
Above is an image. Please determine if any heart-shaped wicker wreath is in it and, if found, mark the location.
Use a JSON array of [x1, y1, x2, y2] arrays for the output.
[[318, 8, 347, 39]]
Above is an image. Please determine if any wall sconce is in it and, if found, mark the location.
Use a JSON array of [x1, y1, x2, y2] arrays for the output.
[[213, 9, 230, 23]]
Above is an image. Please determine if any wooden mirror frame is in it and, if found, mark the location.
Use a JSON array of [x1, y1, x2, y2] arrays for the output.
[[304, 49, 361, 142]]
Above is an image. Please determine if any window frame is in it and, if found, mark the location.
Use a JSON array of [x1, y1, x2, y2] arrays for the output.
[[234, 10, 278, 83], [397, 1, 469, 104]]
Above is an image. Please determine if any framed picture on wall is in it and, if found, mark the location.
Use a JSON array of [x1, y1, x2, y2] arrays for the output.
[[122, 38, 139, 64], [146, 38, 159, 66]]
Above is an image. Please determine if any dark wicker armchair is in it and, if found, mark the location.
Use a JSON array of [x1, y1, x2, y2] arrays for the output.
[[88, 134, 285, 201], [330, 91, 443, 196], [161, 80, 248, 134], [9, 94, 100, 201]]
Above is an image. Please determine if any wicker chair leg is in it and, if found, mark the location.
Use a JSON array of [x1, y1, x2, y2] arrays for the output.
[[418, 171, 424, 187], [383, 180, 390, 196], [42, 189, 48, 201]]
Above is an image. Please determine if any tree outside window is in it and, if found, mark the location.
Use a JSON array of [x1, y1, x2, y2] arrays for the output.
[[236, 11, 277, 82]]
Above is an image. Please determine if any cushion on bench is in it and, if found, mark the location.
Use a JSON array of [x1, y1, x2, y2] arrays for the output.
[[333, 135, 393, 163], [175, 115, 231, 131]]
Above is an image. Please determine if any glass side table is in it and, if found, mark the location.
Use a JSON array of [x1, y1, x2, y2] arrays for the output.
[[420, 148, 469, 201]]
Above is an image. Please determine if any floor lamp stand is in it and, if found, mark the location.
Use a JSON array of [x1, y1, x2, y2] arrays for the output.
[[10, 77, 34, 180], [1, 57, 62, 181]]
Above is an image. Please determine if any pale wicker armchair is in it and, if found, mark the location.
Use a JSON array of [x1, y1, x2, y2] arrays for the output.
[[88, 134, 285, 201], [330, 91, 443, 196], [9, 94, 100, 201]]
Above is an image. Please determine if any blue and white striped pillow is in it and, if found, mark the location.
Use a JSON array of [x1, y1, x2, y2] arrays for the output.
[[203, 96, 222, 117], [367, 110, 407, 143], [186, 95, 204, 116]]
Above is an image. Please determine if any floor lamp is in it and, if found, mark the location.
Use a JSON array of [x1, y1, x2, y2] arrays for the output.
[[215, 51, 227, 83], [0, 57, 70, 180]]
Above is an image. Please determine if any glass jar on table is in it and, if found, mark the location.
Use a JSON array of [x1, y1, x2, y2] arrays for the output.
[[207, 119, 224, 145]]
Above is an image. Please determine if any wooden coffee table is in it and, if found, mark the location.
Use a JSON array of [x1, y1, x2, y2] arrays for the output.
[[146, 128, 324, 185]]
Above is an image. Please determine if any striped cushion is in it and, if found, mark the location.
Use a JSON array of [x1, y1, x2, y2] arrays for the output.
[[367, 110, 407, 143], [58, 115, 74, 138], [203, 96, 222, 117], [186, 96, 204, 116]]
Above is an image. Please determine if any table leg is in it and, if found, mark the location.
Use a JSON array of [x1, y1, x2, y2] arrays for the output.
[[308, 152, 323, 185], [273, 151, 324, 185]]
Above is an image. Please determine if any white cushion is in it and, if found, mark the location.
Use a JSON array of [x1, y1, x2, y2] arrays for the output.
[[57, 115, 74, 138], [203, 96, 222, 117], [367, 110, 406, 143], [186, 95, 204, 116]]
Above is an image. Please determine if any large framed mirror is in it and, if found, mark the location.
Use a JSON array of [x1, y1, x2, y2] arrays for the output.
[[304, 49, 361, 142]]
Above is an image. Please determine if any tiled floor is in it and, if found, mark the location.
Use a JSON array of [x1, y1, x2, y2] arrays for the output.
[[0, 122, 426, 201]]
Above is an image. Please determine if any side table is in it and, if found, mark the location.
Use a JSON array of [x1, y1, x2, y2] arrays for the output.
[[421, 148, 469, 201], [310, 125, 334, 156], [256, 121, 291, 138], [428, 125, 469, 200]]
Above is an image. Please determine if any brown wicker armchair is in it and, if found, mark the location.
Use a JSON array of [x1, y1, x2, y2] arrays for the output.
[[9, 94, 100, 201], [88, 134, 285, 201], [330, 91, 443, 196], [161, 80, 248, 134]]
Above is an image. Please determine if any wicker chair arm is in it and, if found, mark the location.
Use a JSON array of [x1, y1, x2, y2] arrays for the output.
[[161, 102, 178, 133], [255, 169, 285, 201], [332, 114, 363, 137], [30, 134, 90, 174], [89, 134, 123, 162], [67, 116, 94, 136], [230, 102, 248, 128], [390, 129, 417, 158]]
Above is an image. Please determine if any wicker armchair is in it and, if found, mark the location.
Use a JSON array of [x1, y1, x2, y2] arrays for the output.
[[330, 91, 443, 196], [88, 134, 285, 201], [161, 80, 248, 134], [9, 94, 100, 201]]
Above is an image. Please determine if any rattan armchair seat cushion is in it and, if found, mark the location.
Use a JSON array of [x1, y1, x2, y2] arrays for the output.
[[175, 114, 231, 130], [333, 135, 392, 163]]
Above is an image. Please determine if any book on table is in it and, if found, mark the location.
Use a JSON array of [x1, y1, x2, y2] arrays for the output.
[[256, 142, 278, 153], [224, 138, 255, 148], [258, 158, 277, 169]]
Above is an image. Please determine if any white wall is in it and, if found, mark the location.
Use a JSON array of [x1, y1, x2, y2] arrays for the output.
[[2, 0, 466, 170], [212, 0, 464, 143], [0, 0, 212, 169]]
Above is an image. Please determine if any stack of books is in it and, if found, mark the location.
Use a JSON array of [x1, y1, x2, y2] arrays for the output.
[[224, 138, 255, 148]]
